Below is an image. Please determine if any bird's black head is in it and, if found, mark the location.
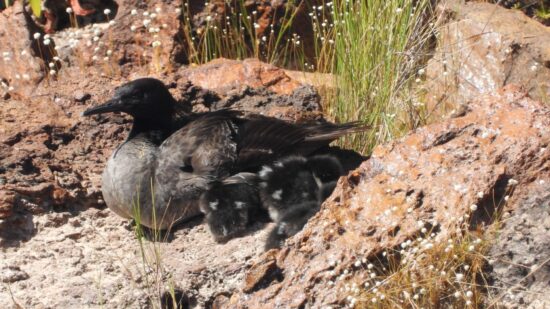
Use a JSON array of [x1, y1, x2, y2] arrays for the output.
[[82, 78, 176, 119]]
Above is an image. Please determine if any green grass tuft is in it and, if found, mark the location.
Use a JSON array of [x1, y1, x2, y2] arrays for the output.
[[321, 0, 435, 153]]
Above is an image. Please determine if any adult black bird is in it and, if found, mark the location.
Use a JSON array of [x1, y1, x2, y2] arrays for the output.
[[83, 78, 366, 230]]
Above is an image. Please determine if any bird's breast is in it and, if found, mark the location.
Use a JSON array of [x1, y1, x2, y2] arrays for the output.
[[101, 139, 157, 219]]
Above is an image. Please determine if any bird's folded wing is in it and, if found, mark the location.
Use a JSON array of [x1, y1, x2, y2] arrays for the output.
[[157, 110, 242, 179], [236, 116, 367, 169]]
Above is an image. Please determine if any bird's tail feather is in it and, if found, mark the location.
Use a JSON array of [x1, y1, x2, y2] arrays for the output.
[[304, 121, 369, 142]]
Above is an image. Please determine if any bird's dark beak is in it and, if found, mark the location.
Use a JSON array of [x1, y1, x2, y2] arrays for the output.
[[82, 98, 123, 116]]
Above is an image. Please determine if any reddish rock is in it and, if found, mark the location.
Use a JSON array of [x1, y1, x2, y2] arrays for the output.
[[0, 4, 47, 97], [424, 1, 550, 119], [228, 85, 550, 308], [0, 190, 15, 219], [177, 58, 303, 96]]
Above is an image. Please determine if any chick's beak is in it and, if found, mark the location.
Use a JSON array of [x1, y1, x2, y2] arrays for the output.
[[81, 98, 123, 116]]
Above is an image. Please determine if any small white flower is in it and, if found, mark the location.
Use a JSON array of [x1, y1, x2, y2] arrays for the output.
[[155, 7, 162, 13], [66, 7, 73, 14], [44, 34, 51, 40], [93, 36, 99, 42], [106, 50, 112, 56], [109, 20, 116, 26], [206, 16, 212, 22], [49, 69, 56, 75], [33, 33, 41, 40], [456, 273, 464, 281], [103, 56, 109, 61], [43, 39, 51, 45], [130, 25, 137, 31], [152, 41, 161, 47], [150, 13, 157, 19], [508, 178, 518, 185], [468, 245, 475, 251], [104, 8, 111, 15], [143, 19, 151, 27], [466, 290, 473, 298], [131, 9, 138, 15], [92, 55, 98, 61], [396, 7, 403, 13], [48, 62, 55, 68], [253, 23, 259, 29], [454, 291, 461, 298], [418, 68, 425, 75], [470, 204, 478, 211], [175, 8, 182, 14]]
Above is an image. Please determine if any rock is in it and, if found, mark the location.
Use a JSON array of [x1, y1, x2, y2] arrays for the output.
[[486, 181, 550, 308], [243, 252, 280, 293], [177, 58, 304, 96], [0, 266, 29, 283], [0, 190, 15, 219], [424, 1, 550, 119], [0, 4, 49, 96], [494, 0, 550, 26], [73, 91, 91, 103], [228, 85, 550, 308]]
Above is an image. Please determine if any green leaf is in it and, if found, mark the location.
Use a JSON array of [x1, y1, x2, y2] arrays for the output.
[[29, 0, 41, 17]]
